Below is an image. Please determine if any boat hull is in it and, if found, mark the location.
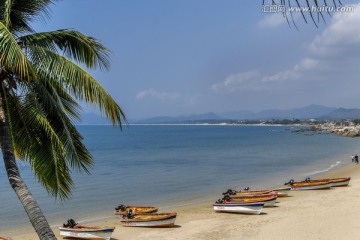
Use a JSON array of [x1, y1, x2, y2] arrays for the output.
[[272, 187, 291, 197], [229, 195, 277, 207], [290, 182, 332, 190], [120, 212, 177, 227], [59, 227, 114, 240], [115, 205, 158, 217], [213, 202, 264, 215], [121, 217, 176, 227], [331, 178, 350, 187]]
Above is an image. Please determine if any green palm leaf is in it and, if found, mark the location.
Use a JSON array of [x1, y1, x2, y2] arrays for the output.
[[25, 45, 126, 126], [19, 29, 111, 70]]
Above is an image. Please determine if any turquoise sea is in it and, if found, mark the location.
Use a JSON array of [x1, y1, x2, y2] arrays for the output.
[[0, 125, 359, 234]]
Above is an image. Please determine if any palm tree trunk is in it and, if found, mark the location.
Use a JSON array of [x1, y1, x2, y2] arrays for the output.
[[0, 94, 57, 240]]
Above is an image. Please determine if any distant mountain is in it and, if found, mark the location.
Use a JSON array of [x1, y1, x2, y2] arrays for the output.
[[75, 105, 360, 125], [254, 104, 337, 120], [134, 112, 222, 124], [319, 108, 360, 120], [219, 105, 336, 120]]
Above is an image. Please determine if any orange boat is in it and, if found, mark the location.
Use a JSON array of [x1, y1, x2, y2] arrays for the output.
[[228, 194, 277, 207], [285, 179, 332, 190], [302, 177, 351, 187], [120, 211, 177, 227], [114, 204, 158, 216], [223, 189, 274, 196]]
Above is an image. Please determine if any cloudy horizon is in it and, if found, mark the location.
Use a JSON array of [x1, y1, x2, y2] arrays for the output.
[[36, 1, 360, 118]]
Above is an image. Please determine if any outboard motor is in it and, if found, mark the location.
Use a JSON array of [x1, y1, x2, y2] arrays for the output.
[[125, 209, 133, 219], [216, 195, 231, 204], [244, 187, 250, 191], [115, 204, 127, 211], [284, 179, 295, 185], [222, 189, 237, 195], [304, 177, 311, 182], [63, 219, 77, 228]]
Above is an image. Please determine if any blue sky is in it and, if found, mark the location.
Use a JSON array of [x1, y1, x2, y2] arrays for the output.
[[33, 0, 360, 118]]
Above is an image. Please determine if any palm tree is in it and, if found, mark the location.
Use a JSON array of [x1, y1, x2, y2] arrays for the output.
[[0, 0, 125, 239]]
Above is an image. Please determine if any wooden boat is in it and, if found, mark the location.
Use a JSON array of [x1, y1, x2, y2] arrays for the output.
[[228, 194, 277, 207], [120, 211, 177, 227], [213, 201, 264, 215], [285, 179, 332, 190], [302, 177, 351, 187], [223, 188, 274, 196], [59, 219, 115, 240], [114, 204, 158, 216], [0, 237, 13, 240], [272, 187, 291, 197]]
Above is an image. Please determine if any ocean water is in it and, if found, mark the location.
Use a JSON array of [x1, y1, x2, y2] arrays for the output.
[[0, 125, 359, 234]]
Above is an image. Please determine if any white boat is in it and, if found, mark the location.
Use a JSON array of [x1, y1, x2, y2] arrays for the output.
[[213, 202, 264, 215], [59, 219, 115, 240], [120, 212, 177, 227]]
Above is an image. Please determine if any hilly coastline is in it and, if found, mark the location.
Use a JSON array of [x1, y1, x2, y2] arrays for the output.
[[77, 105, 360, 124]]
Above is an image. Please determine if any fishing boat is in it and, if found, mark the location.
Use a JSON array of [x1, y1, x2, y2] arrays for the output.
[[114, 204, 158, 216], [272, 187, 291, 197], [302, 177, 351, 187], [213, 201, 264, 215], [59, 219, 115, 240], [228, 194, 277, 207], [223, 188, 274, 196], [120, 210, 177, 227], [285, 179, 332, 190]]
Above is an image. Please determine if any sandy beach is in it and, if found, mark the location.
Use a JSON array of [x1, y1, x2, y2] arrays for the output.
[[6, 162, 360, 240]]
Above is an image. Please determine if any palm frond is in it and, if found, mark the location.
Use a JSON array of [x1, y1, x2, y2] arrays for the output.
[[25, 45, 126, 127], [4, 82, 93, 199], [0, 22, 33, 81], [19, 29, 111, 70], [0, 0, 57, 34]]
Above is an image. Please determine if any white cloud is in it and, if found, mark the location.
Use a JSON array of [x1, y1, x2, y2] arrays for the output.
[[215, 3, 360, 97], [258, 13, 288, 28], [136, 88, 181, 100], [310, 3, 360, 56], [263, 58, 318, 82], [212, 70, 261, 92], [212, 57, 318, 93]]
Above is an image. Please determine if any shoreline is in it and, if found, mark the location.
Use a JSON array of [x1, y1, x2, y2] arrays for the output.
[[6, 160, 360, 240]]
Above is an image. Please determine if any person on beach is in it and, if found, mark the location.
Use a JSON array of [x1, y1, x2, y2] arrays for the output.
[[352, 154, 355, 163], [355, 154, 359, 164]]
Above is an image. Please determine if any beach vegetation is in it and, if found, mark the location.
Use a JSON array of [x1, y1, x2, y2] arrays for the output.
[[0, 0, 125, 239]]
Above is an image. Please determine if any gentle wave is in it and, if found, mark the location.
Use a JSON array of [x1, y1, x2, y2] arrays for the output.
[[303, 160, 343, 176]]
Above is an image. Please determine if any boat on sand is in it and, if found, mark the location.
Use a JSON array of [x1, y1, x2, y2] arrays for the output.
[[59, 219, 115, 240], [227, 194, 277, 207], [213, 197, 264, 214], [285, 179, 332, 190], [302, 177, 351, 187], [120, 210, 177, 227], [114, 204, 158, 216], [223, 189, 273, 196]]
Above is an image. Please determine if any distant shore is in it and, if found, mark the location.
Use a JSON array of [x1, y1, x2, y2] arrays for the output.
[[8, 161, 360, 240]]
